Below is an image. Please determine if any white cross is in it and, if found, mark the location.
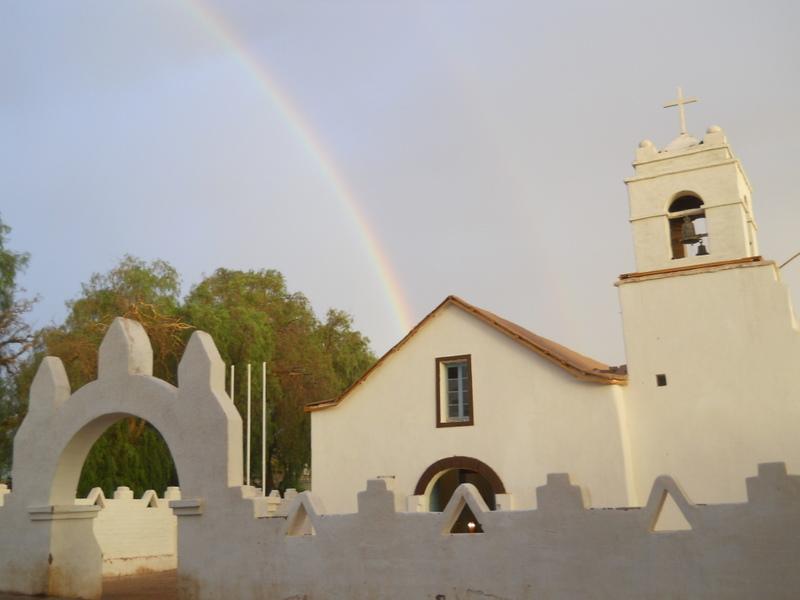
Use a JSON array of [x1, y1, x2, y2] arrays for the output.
[[664, 86, 698, 135]]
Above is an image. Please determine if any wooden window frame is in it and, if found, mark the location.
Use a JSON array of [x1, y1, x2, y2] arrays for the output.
[[436, 355, 474, 428]]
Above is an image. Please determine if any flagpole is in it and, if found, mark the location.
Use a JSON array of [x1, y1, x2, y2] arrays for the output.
[[261, 361, 267, 497], [246, 363, 252, 487]]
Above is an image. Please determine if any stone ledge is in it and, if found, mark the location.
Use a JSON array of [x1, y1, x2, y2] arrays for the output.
[[28, 505, 101, 521]]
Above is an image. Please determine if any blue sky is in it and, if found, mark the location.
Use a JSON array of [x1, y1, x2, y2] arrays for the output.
[[2, 0, 799, 361]]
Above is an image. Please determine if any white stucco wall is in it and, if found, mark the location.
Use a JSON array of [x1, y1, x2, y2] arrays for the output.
[[311, 303, 633, 513], [75, 486, 179, 576], [175, 466, 800, 600], [619, 260, 800, 506]]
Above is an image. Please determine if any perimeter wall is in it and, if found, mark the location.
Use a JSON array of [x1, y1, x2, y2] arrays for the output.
[[175, 463, 800, 600], [75, 486, 180, 576]]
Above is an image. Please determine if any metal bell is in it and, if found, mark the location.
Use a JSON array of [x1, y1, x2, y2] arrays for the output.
[[680, 216, 701, 245], [696, 241, 709, 256]]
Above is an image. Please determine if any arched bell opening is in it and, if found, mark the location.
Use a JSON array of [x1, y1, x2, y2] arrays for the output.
[[668, 194, 710, 259]]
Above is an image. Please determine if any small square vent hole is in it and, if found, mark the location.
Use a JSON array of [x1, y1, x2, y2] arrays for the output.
[[656, 374, 667, 387]]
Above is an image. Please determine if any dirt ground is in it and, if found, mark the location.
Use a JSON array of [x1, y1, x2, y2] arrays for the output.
[[0, 570, 177, 600], [102, 570, 177, 599]]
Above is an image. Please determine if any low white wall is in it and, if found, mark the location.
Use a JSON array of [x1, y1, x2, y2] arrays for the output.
[[76, 485, 180, 576], [175, 463, 800, 599]]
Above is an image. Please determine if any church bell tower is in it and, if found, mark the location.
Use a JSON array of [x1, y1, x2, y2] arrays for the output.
[[624, 88, 759, 272], [616, 91, 800, 510]]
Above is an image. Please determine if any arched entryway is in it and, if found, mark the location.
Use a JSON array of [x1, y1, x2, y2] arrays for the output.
[[0, 318, 243, 599], [415, 456, 505, 512], [71, 414, 181, 584]]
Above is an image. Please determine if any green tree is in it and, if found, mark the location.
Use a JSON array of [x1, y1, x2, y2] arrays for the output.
[[4, 256, 376, 496], [0, 216, 35, 482], [183, 269, 375, 491], [319, 308, 374, 392]]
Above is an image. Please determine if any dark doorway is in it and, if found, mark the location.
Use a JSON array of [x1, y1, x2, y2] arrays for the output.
[[429, 468, 496, 512]]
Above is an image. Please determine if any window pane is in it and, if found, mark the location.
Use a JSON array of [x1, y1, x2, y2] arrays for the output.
[[442, 359, 471, 423]]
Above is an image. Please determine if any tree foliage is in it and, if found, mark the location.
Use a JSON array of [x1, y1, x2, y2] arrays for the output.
[[2, 254, 375, 496], [184, 268, 374, 490], [42, 255, 189, 387], [0, 216, 35, 481], [0, 216, 34, 375]]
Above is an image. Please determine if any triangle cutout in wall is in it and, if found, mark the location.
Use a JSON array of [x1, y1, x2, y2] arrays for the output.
[[141, 490, 159, 508], [450, 503, 484, 534], [653, 491, 692, 532], [440, 483, 490, 535], [285, 503, 316, 537]]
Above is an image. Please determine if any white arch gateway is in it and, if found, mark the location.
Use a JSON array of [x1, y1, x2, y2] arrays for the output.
[[0, 318, 243, 598]]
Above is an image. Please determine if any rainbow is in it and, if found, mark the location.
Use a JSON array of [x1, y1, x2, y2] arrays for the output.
[[184, 0, 415, 336]]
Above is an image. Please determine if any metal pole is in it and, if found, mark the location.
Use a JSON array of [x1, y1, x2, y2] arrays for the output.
[[261, 361, 267, 497], [246, 363, 252, 487], [230, 364, 234, 401]]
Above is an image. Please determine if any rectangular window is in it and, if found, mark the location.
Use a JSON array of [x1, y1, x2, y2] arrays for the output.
[[436, 355, 473, 427]]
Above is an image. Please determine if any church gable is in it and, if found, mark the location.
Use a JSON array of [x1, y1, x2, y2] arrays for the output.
[[306, 295, 625, 414]]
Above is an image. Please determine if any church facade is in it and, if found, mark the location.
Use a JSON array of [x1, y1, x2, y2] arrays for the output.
[[307, 118, 800, 516]]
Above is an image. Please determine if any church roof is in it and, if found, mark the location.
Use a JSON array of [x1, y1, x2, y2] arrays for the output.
[[305, 295, 626, 413]]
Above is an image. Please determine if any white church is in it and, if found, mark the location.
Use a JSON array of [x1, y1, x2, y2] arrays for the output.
[[307, 94, 800, 518], [4, 95, 800, 599]]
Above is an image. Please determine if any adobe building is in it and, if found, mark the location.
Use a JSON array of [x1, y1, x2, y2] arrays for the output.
[[307, 97, 800, 519]]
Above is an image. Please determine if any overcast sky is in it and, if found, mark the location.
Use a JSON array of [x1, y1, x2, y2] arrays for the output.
[[2, 0, 799, 363]]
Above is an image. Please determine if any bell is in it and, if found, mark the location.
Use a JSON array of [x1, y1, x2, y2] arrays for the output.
[[696, 241, 709, 256], [680, 216, 701, 245]]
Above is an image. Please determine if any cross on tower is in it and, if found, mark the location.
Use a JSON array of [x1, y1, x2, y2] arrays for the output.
[[663, 87, 698, 135]]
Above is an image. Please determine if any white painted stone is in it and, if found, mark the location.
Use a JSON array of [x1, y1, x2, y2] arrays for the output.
[[0, 321, 242, 598], [113, 486, 134, 500], [172, 467, 800, 599], [98, 318, 153, 379], [27, 356, 71, 417], [76, 487, 179, 576]]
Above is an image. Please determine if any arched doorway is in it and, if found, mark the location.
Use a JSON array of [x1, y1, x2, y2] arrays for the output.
[[74, 416, 181, 584], [415, 456, 505, 512], [415, 457, 505, 533]]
